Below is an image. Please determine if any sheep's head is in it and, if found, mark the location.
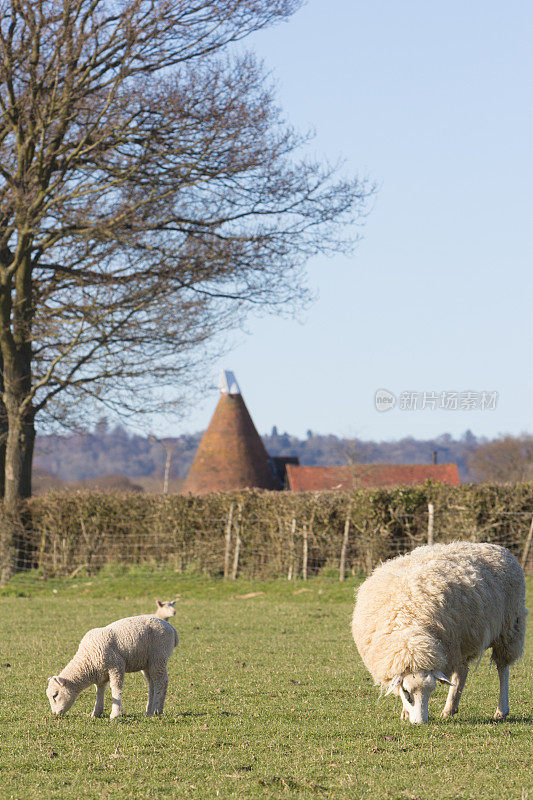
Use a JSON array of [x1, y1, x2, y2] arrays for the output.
[[156, 600, 177, 619], [46, 675, 77, 716], [386, 671, 452, 723]]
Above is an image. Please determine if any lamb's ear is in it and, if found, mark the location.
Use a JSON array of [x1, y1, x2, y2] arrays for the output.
[[169, 601, 176, 607], [157, 601, 163, 608], [385, 675, 402, 696], [433, 671, 453, 685], [49, 675, 65, 686]]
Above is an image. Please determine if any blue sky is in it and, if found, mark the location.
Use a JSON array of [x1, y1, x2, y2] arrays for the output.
[[164, 0, 532, 441]]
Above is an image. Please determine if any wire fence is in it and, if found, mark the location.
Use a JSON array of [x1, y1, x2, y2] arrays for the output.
[[2, 489, 531, 580]]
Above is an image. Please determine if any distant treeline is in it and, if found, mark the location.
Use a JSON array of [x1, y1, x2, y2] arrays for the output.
[[33, 420, 485, 490]]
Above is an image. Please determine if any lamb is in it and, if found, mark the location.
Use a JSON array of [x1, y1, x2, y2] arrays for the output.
[[351, 542, 527, 724], [46, 615, 179, 719], [154, 600, 177, 620]]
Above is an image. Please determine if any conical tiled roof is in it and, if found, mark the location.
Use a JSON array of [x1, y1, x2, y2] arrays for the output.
[[182, 373, 280, 494]]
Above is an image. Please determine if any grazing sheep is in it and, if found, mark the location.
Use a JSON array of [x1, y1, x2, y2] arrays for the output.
[[46, 615, 179, 719], [351, 542, 527, 724], [154, 600, 177, 620]]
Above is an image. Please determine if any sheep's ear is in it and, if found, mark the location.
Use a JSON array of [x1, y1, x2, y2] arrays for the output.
[[157, 601, 163, 608], [385, 676, 402, 696], [433, 671, 453, 685], [49, 675, 65, 686], [169, 601, 176, 607]]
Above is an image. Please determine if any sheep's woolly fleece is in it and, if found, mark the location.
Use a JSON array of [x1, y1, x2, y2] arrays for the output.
[[59, 615, 178, 686], [351, 542, 527, 686]]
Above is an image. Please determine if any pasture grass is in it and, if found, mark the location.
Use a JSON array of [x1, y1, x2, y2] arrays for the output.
[[0, 567, 531, 800]]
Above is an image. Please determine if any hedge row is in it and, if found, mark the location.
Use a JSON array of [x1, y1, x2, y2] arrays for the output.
[[2, 482, 533, 579]]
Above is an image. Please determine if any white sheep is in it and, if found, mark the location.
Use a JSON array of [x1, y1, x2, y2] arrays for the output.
[[351, 542, 527, 724], [46, 615, 179, 719], [154, 600, 177, 620]]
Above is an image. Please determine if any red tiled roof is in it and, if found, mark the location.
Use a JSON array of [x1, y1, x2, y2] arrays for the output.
[[182, 392, 280, 494], [285, 463, 460, 492]]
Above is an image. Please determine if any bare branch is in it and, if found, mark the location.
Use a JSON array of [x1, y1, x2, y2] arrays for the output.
[[0, 0, 372, 505]]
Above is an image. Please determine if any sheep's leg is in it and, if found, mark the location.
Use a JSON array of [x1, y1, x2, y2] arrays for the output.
[[92, 682, 107, 717], [441, 664, 469, 718], [151, 670, 169, 715], [494, 664, 509, 720], [108, 669, 125, 719], [142, 669, 155, 715]]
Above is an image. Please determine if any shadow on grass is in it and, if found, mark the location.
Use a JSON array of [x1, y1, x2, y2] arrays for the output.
[[175, 710, 208, 718], [258, 776, 329, 795], [471, 715, 533, 725], [437, 714, 532, 726]]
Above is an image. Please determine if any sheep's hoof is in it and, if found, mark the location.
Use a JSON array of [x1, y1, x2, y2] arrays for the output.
[[440, 708, 456, 719], [493, 709, 508, 720], [91, 711, 103, 718], [400, 708, 409, 721]]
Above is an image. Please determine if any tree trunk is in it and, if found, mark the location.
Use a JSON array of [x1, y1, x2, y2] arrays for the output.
[[0, 354, 6, 497], [1, 403, 35, 576], [1, 349, 35, 574], [0, 237, 36, 579], [4, 407, 34, 507], [0, 410, 6, 499], [2, 255, 34, 507]]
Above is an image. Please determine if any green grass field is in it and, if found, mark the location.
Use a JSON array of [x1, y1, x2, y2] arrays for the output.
[[0, 567, 531, 800]]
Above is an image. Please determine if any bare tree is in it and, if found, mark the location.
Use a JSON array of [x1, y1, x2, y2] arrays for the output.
[[0, 0, 371, 517], [467, 435, 533, 484]]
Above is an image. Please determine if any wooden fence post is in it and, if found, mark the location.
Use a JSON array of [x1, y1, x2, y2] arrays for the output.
[[365, 536, 374, 574], [302, 523, 308, 580], [427, 503, 434, 546], [288, 517, 296, 580], [339, 503, 352, 582], [520, 514, 533, 570], [231, 503, 243, 580], [223, 503, 234, 579], [52, 537, 58, 573]]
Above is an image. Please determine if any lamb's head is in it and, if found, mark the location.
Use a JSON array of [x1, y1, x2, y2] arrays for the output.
[[46, 675, 78, 716], [386, 671, 452, 723], [156, 600, 176, 619]]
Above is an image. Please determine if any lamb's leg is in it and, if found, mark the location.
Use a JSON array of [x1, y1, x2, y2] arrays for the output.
[[142, 669, 155, 715], [494, 664, 510, 720], [151, 670, 169, 715], [441, 664, 469, 718], [108, 668, 125, 719], [92, 682, 107, 717]]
